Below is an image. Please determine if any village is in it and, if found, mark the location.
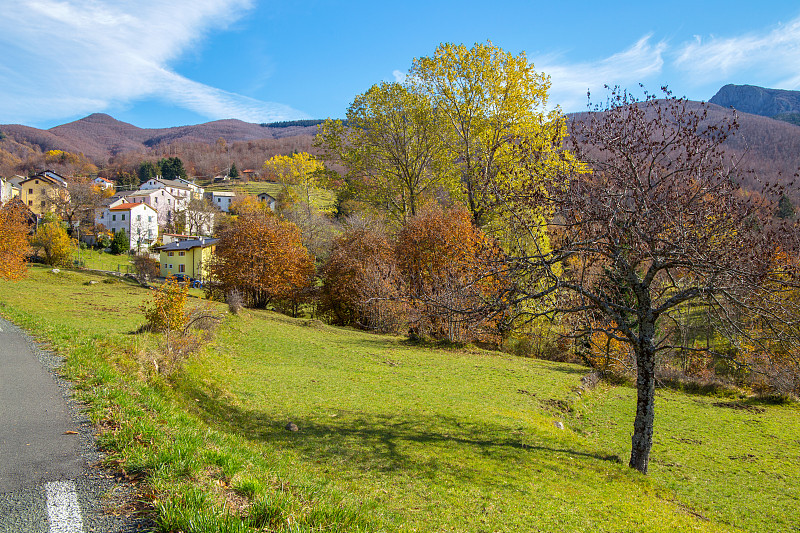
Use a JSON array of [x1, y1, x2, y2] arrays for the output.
[[0, 168, 279, 283]]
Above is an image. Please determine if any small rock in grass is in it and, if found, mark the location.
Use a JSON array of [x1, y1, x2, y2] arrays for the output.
[[285, 422, 299, 432], [51, 268, 60, 274], [89, 280, 98, 285], [554, 421, 565, 430]]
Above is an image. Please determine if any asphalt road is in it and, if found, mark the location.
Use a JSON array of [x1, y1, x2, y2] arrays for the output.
[[0, 317, 153, 532]]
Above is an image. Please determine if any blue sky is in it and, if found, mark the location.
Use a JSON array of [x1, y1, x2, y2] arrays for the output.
[[2, 0, 800, 129]]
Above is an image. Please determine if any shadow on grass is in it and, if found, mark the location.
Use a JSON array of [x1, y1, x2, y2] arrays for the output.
[[540, 364, 592, 377], [179, 380, 623, 486]]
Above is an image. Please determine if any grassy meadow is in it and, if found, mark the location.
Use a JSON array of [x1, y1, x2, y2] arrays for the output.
[[72, 248, 135, 272], [204, 180, 337, 212], [0, 265, 798, 532]]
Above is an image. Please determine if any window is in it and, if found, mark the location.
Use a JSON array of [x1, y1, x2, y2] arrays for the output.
[[112, 214, 116, 221], [155, 197, 159, 204], [179, 251, 185, 256], [136, 214, 141, 221], [169, 252, 174, 257], [148, 216, 153, 222], [121, 214, 126, 221], [35, 180, 39, 184], [178, 264, 185, 273], [100, 212, 104, 219], [168, 264, 173, 269], [28, 200, 32, 206], [28, 188, 33, 194]]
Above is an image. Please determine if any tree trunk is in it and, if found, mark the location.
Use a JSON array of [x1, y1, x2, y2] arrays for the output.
[[629, 334, 656, 474]]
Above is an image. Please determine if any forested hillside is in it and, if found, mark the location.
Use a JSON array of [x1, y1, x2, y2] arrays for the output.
[[2, 99, 799, 200]]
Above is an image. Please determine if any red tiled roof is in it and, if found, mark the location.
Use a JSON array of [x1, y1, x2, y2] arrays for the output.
[[109, 202, 155, 211], [109, 202, 138, 210]]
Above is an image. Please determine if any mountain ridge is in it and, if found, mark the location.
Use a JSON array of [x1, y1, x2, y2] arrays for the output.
[[0, 114, 322, 160], [1, 91, 799, 198], [709, 84, 800, 126]]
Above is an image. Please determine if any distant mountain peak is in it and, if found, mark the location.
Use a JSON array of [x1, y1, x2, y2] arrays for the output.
[[710, 84, 800, 120], [84, 112, 116, 121], [49, 112, 140, 133]]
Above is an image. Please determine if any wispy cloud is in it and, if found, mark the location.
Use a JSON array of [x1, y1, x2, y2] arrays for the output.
[[675, 17, 800, 88], [0, 0, 308, 125], [536, 35, 667, 111]]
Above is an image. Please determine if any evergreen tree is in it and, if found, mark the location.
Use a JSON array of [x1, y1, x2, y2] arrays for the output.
[[138, 161, 159, 184], [158, 157, 188, 181], [116, 171, 138, 190], [229, 162, 239, 178], [776, 194, 796, 219], [110, 228, 129, 255]]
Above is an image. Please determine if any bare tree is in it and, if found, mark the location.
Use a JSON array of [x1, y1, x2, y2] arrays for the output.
[[492, 87, 800, 474], [48, 177, 104, 235], [178, 198, 217, 236]]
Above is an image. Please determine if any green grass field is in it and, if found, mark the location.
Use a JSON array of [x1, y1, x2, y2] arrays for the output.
[[0, 265, 798, 532], [72, 248, 136, 273], [205, 181, 336, 212]]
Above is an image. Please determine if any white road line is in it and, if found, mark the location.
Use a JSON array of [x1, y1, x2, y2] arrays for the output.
[[45, 480, 83, 533]]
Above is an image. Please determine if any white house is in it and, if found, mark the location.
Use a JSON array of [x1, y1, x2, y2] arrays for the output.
[[204, 191, 237, 212], [93, 177, 115, 190], [257, 192, 277, 211], [172, 177, 205, 199], [140, 178, 194, 202], [96, 202, 159, 252], [0, 177, 11, 203], [122, 188, 183, 226]]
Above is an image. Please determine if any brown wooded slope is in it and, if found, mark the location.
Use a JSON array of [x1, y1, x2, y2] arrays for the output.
[[1, 103, 799, 195]]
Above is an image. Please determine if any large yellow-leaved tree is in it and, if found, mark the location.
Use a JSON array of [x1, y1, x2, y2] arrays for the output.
[[262, 152, 325, 210], [31, 221, 75, 267], [316, 82, 457, 223], [409, 41, 576, 227], [0, 200, 30, 279]]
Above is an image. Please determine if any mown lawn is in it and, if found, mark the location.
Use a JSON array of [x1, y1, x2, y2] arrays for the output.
[[0, 265, 798, 532]]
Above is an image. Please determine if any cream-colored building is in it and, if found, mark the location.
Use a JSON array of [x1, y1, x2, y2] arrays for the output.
[[18, 171, 68, 217]]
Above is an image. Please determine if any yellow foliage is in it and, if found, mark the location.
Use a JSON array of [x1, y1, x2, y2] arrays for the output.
[[410, 41, 582, 225], [262, 152, 325, 209], [316, 82, 458, 222], [142, 280, 188, 333], [0, 201, 30, 279], [43, 149, 98, 175], [30, 222, 75, 267], [586, 328, 633, 374]]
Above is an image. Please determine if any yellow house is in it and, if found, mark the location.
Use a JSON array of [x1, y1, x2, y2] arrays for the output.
[[18, 171, 68, 217], [158, 237, 218, 280]]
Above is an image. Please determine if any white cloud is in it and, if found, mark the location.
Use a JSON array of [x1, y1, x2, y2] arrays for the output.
[[392, 70, 407, 83], [536, 35, 667, 111], [674, 17, 800, 88], [0, 0, 309, 125]]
